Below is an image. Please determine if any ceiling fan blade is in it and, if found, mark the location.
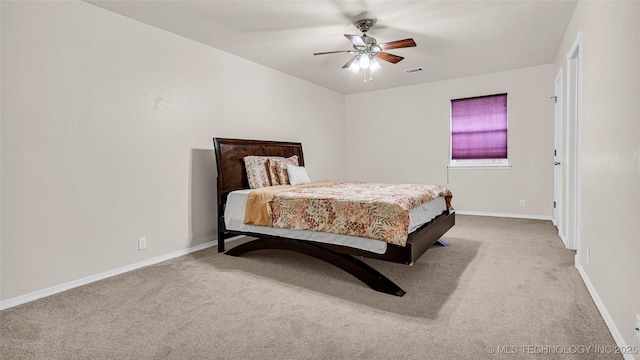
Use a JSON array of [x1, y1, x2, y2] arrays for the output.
[[376, 52, 404, 64], [342, 56, 357, 69], [344, 34, 365, 46], [314, 50, 352, 56], [378, 38, 417, 50]]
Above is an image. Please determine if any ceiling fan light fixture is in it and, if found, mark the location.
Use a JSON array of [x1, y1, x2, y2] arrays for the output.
[[370, 58, 380, 73], [349, 60, 360, 73], [359, 54, 371, 69]]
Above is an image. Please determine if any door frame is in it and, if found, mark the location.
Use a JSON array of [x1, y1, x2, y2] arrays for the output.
[[565, 33, 581, 254]]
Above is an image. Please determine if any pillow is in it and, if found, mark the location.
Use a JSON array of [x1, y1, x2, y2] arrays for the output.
[[268, 155, 299, 185], [287, 164, 311, 186], [244, 156, 276, 189]]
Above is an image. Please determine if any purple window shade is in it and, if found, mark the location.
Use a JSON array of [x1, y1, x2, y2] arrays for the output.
[[451, 94, 508, 160]]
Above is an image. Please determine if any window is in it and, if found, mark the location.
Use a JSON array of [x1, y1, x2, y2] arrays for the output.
[[450, 93, 509, 168]]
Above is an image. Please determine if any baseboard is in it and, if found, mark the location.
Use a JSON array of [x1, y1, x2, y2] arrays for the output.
[[576, 262, 637, 360], [0, 240, 222, 311], [454, 210, 552, 221], [559, 231, 574, 251], [558, 230, 568, 245]]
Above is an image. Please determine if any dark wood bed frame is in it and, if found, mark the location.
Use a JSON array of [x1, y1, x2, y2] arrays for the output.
[[213, 137, 455, 297]]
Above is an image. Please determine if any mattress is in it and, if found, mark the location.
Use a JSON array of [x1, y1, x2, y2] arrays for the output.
[[224, 189, 447, 254]]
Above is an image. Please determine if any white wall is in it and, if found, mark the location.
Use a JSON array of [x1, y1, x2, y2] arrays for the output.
[[345, 65, 555, 218], [0, 1, 346, 302], [555, 0, 640, 353]]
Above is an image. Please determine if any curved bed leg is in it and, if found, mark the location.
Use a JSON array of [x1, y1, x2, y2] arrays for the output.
[[226, 238, 406, 297]]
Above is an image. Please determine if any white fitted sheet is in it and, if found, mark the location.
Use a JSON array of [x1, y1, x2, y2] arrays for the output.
[[224, 189, 447, 254]]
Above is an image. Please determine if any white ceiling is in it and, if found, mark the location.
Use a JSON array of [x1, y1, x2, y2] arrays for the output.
[[86, 0, 578, 94]]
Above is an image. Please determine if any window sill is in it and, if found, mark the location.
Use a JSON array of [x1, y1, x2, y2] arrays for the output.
[[448, 164, 512, 170]]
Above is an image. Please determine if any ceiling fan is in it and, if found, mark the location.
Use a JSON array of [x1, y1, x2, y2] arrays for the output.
[[314, 19, 416, 81]]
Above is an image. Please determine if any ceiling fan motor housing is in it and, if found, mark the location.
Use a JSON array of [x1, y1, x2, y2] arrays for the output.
[[354, 20, 380, 55], [361, 35, 377, 46]]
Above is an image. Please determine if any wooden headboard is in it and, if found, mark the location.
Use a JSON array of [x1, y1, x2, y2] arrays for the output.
[[212, 138, 304, 205]]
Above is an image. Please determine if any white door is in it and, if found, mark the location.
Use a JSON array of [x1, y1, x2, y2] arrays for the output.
[[553, 71, 563, 233]]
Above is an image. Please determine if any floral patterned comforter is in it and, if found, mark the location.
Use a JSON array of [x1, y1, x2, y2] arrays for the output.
[[265, 181, 452, 247]]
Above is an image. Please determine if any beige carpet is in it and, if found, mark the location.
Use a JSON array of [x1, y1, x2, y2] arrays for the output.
[[1, 215, 620, 359]]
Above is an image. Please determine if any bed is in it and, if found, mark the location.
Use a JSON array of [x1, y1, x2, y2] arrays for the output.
[[213, 137, 455, 296]]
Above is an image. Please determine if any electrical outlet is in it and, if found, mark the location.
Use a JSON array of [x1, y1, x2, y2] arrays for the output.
[[586, 246, 590, 264], [635, 314, 640, 341], [138, 237, 147, 251], [519, 200, 526, 208]]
